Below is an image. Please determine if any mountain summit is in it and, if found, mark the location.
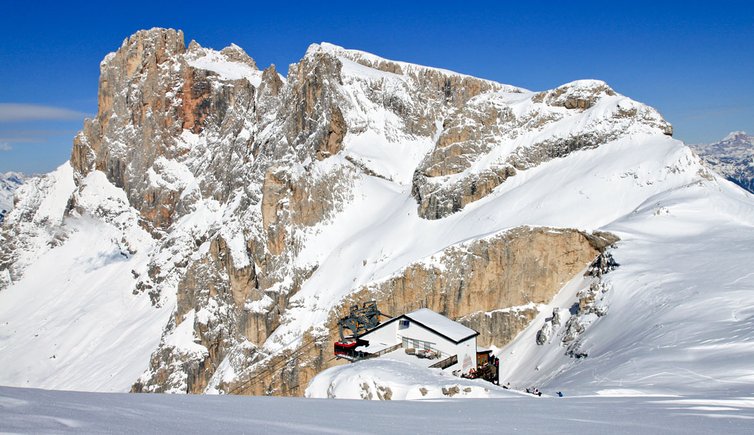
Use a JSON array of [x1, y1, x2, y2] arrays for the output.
[[1, 28, 752, 397]]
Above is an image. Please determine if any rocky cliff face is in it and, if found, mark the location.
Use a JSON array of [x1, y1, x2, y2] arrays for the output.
[[1, 28, 703, 397], [412, 80, 673, 219], [217, 227, 617, 396]]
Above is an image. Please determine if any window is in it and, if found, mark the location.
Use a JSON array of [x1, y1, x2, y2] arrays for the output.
[[399, 319, 410, 329], [402, 337, 436, 352]]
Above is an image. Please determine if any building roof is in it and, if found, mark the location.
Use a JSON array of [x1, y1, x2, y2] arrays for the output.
[[404, 308, 478, 343], [361, 308, 478, 344]]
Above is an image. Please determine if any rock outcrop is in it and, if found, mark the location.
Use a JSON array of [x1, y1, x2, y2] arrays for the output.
[[359, 227, 610, 321], [412, 80, 673, 219], [463, 307, 539, 348], [219, 227, 617, 396]]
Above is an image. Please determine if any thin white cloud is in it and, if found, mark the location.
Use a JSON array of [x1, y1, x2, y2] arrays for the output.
[[0, 104, 88, 122], [0, 142, 11, 151], [0, 137, 40, 143]]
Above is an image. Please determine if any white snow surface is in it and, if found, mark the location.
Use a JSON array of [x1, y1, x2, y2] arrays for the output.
[[498, 178, 754, 397], [306, 359, 511, 400], [0, 168, 172, 392], [1, 164, 77, 280], [0, 215, 171, 391], [2, 386, 754, 434], [164, 310, 209, 357]]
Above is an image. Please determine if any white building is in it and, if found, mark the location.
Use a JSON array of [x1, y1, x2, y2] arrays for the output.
[[355, 308, 479, 374]]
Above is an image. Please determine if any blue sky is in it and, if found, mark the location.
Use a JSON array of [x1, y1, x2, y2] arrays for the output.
[[1, 1, 753, 173]]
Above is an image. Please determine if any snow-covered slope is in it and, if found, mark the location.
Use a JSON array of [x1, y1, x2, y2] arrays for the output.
[[0, 171, 25, 223], [4, 386, 754, 434], [0, 167, 171, 391], [691, 131, 754, 193], [268, 134, 702, 351], [498, 177, 754, 396], [305, 136, 754, 399], [1, 28, 753, 402]]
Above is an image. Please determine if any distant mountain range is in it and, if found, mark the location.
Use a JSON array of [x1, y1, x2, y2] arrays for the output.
[[690, 131, 754, 193], [0, 172, 25, 223]]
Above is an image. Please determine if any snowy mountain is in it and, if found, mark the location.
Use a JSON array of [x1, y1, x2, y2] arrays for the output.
[[1, 28, 753, 401], [690, 131, 754, 193], [0, 172, 25, 223]]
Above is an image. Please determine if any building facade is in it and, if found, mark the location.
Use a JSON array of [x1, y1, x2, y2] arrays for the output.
[[356, 308, 479, 374]]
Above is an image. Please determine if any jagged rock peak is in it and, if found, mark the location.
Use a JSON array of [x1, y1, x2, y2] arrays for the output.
[[71, 26, 266, 232], [107, 27, 186, 68], [533, 79, 617, 109], [723, 131, 750, 142], [220, 43, 258, 69], [184, 39, 258, 70], [187, 39, 202, 52]]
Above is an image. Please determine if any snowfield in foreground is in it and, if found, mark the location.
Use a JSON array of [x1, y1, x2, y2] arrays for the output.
[[1, 386, 753, 434]]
